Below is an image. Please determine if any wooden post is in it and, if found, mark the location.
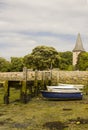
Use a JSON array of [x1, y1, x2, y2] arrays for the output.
[[43, 71, 46, 90], [28, 81, 32, 99], [3, 80, 9, 104], [20, 67, 27, 103], [23, 67, 27, 81], [21, 81, 27, 103], [44, 72, 48, 89], [50, 69, 52, 85], [34, 70, 38, 96], [41, 71, 45, 90], [46, 71, 52, 86]]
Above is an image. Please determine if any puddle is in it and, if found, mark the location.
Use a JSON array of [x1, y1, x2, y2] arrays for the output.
[[0, 121, 5, 125], [43, 121, 68, 130], [0, 113, 4, 116], [12, 122, 29, 129]]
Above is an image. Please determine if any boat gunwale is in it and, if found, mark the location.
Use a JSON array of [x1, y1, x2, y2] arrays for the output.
[[41, 90, 83, 94]]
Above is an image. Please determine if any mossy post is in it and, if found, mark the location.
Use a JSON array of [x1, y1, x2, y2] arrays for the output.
[[28, 81, 32, 98], [34, 70, 38, 96], [41, 71, 45, 90], [20, 67, 27, 103], [21, 80, 27, 103], [49, 70, 52, 86], [44, 72, 48, 89], [45, 71, 52, 86], [43, 71, 46, 90], [3, 80, 9, 104]]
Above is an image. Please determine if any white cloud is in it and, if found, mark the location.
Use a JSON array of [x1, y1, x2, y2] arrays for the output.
[[0, 0, 88, 60], [0, 33, 38, 59]]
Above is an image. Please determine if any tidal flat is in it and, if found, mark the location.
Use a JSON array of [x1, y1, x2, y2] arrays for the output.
[[0, 87, 88, 130]]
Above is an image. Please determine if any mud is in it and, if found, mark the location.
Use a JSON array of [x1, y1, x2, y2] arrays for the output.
[[43, 121, 68, 130]]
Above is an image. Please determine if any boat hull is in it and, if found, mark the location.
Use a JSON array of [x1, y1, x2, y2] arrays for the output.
[[41, 91, 83, 100]]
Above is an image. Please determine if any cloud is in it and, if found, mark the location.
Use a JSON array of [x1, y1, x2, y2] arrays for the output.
[[0, 0, 88, 60], [0, 32, 38, 59]]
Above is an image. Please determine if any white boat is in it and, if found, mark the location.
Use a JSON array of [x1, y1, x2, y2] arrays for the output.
[[58, 83, 84, 89], [41, 85, 83, 100], [46, 85, 81, 92]]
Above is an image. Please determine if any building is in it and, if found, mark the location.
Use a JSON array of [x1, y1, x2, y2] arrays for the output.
[[72, 33, 85, 66]]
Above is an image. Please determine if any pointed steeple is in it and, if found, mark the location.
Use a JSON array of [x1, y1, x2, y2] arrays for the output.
[[73, 33, 85, 52]]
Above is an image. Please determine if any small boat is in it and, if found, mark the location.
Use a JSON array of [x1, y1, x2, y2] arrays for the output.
[[58, 83, 84, 90], [41, 85, 83, 100]]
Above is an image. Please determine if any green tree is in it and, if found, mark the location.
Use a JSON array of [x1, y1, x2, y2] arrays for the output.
[[59, 51, 72, 70], [0, 57, 11, 72], [23, 54, 34, 69], [76, 52, 88, 70], [24, 46, 60, 70], [10, 57, 24, 72]]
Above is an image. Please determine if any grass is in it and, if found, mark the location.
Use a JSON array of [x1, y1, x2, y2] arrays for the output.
[[0, 87, 88, 130]]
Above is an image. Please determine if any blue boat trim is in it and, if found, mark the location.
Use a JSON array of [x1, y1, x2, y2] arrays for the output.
[[41, 90, 83, 100]]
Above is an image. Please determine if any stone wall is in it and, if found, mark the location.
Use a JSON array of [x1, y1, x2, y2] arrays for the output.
[[0, 70, 88, 85], [0, 72, 23, 81], [59, 71, 88, 85]]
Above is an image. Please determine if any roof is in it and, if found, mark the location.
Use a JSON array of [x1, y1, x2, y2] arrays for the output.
[[73, 33, 85, 52]]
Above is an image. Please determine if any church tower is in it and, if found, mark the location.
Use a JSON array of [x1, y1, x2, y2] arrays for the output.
[[73, 33, 85, 66]]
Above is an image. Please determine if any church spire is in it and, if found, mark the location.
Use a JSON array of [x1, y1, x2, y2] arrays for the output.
[[72, 33, 85, 66], [73, 33, 85, 52]]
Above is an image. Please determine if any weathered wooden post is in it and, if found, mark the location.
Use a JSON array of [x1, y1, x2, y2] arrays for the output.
[[28, 81, 32, 99], [3, 80, 9, 104], [44, 72, 48, 89], [50, 69, 52, 85], [43, 71, 46, 90], [41, 71, 45, 90], [34, 70, 38, 96], [20, 67, 27, 103], [45, 71, 52, 86]]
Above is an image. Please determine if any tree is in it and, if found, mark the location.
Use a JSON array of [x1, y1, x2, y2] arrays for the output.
[[0, 57, 11, 72], [76, 52, 88, 70], [23, 46, 60, 70], [23, 54, 35, 69], [59, 51, 72, 70], [10, 57, 24, 72]]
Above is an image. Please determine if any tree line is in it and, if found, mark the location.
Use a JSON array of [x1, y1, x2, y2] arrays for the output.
[[0, 46, 88, 72]]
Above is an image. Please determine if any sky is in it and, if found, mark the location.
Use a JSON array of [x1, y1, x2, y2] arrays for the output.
[[0, 0, 88, 60]]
